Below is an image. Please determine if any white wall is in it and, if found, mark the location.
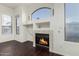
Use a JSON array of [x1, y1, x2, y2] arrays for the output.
[[0, 4, 29, 43], [13, 6, 28, 42]]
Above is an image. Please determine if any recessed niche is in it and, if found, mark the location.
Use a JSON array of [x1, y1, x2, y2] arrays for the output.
[[36, 22, 50, 28]]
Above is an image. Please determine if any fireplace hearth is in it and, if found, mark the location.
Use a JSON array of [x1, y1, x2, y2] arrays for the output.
[[35, 33, 49, 49]]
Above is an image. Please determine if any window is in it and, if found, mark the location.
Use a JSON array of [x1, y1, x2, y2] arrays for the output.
[[65, 3, 79, 42], [32, 7, 52, 20], [2, 15, 12, 34], [16, 15, 20, 34]]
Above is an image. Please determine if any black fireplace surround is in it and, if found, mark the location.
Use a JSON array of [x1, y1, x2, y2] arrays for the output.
[[35, 33, 49, 48]]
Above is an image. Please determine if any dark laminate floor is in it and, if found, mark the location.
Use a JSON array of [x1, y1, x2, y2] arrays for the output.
[[0, 40, 62, 56]]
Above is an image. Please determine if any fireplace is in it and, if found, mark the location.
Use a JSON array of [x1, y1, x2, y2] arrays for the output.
[[35, 33, 49, 49]]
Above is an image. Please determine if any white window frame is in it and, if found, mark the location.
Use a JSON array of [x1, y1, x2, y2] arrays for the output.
[[2, 15, 12, 34]]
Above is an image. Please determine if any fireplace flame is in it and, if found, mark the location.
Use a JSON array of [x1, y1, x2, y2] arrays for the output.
[[39, 38, 48, 45]]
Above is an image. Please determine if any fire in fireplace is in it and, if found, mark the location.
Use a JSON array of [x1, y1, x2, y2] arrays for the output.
[[39, 38, 48, 45], [35, 33, 49, 48]]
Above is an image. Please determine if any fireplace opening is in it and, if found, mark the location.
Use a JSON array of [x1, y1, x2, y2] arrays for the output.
[[35, 33, 49, 49]]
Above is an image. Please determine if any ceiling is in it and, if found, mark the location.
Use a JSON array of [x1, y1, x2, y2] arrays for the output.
[[0, 3, 30, 9], [0, 3, 51, 9]]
